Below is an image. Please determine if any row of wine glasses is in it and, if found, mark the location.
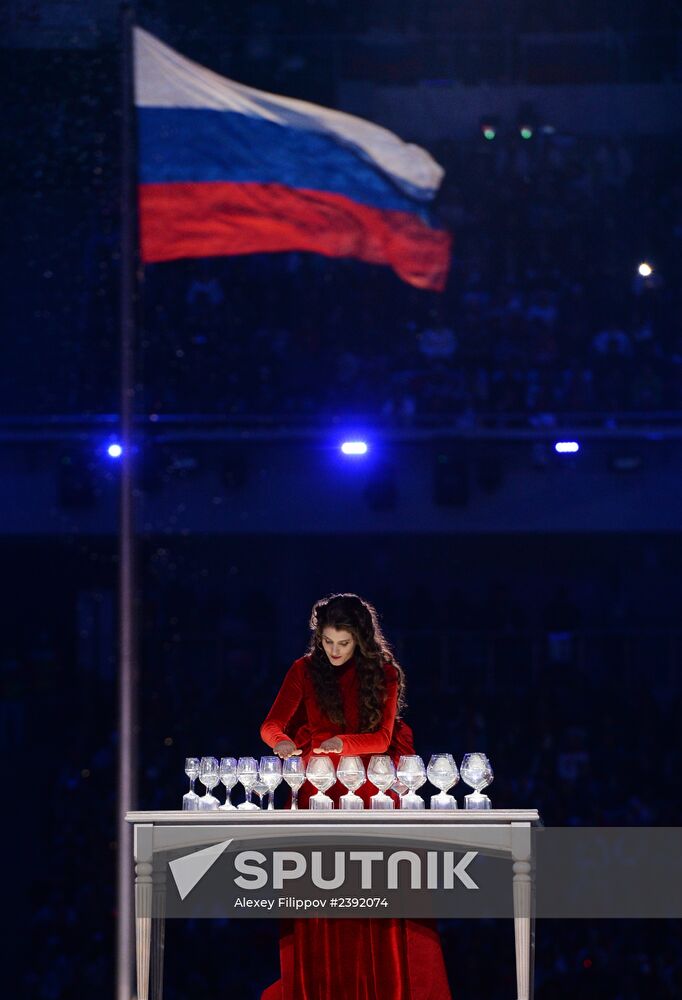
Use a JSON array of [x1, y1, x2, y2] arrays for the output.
[[183, 753, 493, 810], [395, 752, 493, 810], [183, 755, 307, 811], [305, 752, 493, 811]]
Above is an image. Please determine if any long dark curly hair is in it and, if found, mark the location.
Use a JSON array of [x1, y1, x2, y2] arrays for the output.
[[306, 593, 406, 732]]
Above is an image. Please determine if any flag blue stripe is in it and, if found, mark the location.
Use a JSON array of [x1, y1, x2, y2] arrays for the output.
[[137, 107, 433, 218]]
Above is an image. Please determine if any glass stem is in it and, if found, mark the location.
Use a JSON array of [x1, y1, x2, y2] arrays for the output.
[[268, 792, 274, 810], [291, 790, 298, 810], [246, 789, 252, 804], [189, 778, 195, 794]]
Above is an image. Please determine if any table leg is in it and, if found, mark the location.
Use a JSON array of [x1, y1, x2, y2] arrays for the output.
[[511, 822, 534, 1000], [135, 861, 153, 1000], [513, 859, 532, 1000], [151, 865, 167, 1000], [529, 851, 537, 1000]]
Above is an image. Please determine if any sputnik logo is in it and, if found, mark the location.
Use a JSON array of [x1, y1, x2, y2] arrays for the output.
[[169, 839, 234, 900], [170, 841, 480, 899]]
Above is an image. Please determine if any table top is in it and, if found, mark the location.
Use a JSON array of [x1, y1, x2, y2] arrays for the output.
[[126, 808, 541, 825]]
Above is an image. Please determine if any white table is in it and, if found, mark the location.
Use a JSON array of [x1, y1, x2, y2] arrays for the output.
[[126, 808, 541, 1000]]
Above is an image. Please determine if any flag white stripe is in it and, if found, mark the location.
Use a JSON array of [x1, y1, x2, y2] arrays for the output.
[[134, 27, 444, 202]]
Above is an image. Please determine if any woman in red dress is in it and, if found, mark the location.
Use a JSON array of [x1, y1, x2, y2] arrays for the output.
[[260, 592, 452, 1000]]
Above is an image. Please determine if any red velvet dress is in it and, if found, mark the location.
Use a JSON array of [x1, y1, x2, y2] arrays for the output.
[[260, 655, 453, 1000]]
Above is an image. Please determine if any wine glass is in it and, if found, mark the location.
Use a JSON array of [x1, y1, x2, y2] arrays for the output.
[[396, 755, 427, 810], [460, 752, 493, 810], [427, 753, 459, 809], [252, 778, 269, 809], [282, 755, 306, 810], [183, 757, 200, 810], [337, 755, 366, 810], [237, 756, 260, 810], [199, 756, 220, 810], [218, 757, 237, 811], [305, 756, 336, 810], [367, 755, 396, 810], [259, 756, 283, 810]]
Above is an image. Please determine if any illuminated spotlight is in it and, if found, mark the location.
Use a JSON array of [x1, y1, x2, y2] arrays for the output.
[[479, 116, 498, 141], [637, 261, 653, 278], [516, 102, 537, 140], [555, 441, 580, 454], [341, 441, 368, 456], [107, 442, 123, 459]]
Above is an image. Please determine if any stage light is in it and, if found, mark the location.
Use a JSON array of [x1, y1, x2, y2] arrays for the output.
[[107, 442, 123, 458], [637, 261, 653, 277], [341, 441, 368, 456], [555, 441, 580, 454], [479, 116, 498, 141], [516, 102, 537, 141]]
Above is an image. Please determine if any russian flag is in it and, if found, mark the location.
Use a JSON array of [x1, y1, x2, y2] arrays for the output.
[[134, 27, 452, 291]]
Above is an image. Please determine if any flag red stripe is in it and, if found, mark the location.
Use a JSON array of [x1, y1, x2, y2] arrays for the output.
[[139, 181, 451, 291]]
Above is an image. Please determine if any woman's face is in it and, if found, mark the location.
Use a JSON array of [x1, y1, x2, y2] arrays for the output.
[[321, 626, 356, 666]]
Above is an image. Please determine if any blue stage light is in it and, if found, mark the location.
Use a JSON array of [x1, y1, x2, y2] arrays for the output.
[[555, 441, 579, 454], [107, 443, 123, 458], [341, 441, 368, 456]]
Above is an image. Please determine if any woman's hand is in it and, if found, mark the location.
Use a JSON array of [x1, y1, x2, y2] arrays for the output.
[[273, 739, 302, 759], [312, 737, 343, 754]]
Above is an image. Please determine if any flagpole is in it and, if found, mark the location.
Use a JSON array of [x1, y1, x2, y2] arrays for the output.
[[116, 3, 138, 999]]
